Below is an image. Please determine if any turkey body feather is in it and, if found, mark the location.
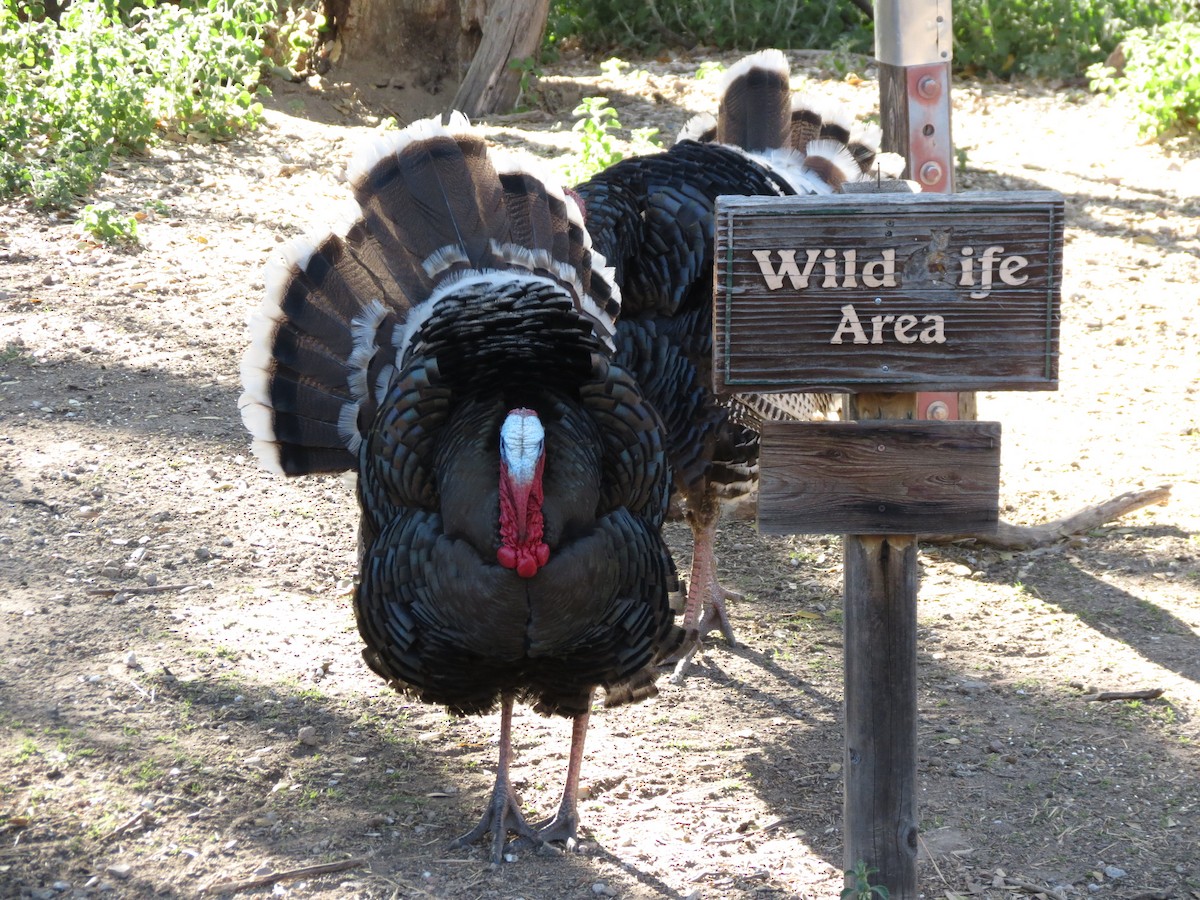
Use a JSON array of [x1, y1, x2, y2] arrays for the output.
[[239, 117, 681, 862], [575, 49, 901, 669]]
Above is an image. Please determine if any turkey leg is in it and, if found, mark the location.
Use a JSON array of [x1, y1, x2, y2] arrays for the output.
[[450, 693, 538, 863], [670, 501, 741, 682], [524, 706, 590, 851]]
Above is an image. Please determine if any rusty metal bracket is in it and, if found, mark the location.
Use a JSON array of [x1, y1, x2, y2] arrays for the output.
[[905, 62, 954, 194]]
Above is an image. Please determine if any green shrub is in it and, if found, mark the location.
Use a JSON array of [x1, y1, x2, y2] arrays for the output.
[[1088, 22, 1200, 137], [548, 0, 1194, 82], [548, 0, 872, 55], [1, 0, 276, 208], [952, 0, 1190, 79]]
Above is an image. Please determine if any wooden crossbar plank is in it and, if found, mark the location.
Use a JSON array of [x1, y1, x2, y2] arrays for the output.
[[757, 420, 1001, 534]]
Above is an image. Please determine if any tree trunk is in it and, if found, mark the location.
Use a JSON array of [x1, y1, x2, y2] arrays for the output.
[[324, 0, 462, 86], [451, 0, 551, 117], [321, 0, 548, 119]]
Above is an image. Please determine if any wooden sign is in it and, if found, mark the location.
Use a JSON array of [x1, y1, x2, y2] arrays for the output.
[[757, 420, 1001, 535], [713, 191, 1064, 393]]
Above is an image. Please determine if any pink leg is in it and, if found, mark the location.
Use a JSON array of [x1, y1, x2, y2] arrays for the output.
[[681, 511, 741, 644], [522, 706, 590, 851], [671, 505, 742, 683], [450, 695, 537, 863]]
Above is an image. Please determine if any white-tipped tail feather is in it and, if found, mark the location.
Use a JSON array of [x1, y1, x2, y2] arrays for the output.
[[718, 48, 791, 96], [344, 113, 473, 187], [676, 113, 717, 144]]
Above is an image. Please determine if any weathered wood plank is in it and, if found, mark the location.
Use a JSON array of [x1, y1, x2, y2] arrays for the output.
[[757, 420, 1000, 534], [843, 534, 920, 895], [713, 191, 1064, 393]]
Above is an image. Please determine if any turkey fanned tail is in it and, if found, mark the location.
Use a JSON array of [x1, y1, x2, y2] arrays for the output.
[[239, 114, 620, 477]]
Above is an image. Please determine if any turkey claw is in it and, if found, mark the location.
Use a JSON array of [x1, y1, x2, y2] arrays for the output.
[[450, 787, 538, 864], [536, 812, 580, 851], [698, 588, 740, 647]]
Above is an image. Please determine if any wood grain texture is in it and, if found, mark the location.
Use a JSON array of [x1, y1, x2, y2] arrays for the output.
[[757, 420, 1001, 535], [713, 192, 1064, 393], [843, 535, 919, 896]]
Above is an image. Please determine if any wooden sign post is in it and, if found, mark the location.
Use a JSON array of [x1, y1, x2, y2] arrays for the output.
[[714, 189, 1063, 899]]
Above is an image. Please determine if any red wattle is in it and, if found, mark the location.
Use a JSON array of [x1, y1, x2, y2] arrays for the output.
[[497, 546, 517, 569], [496, 416, 550, 579]]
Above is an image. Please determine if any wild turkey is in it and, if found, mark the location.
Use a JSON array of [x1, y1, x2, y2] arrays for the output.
[[239, 116, 683, 862], [574, 50, 898, 674]]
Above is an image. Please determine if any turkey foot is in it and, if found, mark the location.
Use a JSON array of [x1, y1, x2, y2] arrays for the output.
[[450, 695, 539, 863], [696, 583, 741, 645]]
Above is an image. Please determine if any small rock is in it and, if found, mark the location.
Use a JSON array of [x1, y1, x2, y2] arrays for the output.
[[297, 726, 320, 746], [106, 862, 132, 880], [144, 572, 158, 586], [1103, 865, 1126, 880], [195, 547, 213, 561], [591, 883, 617, 897], [956, 679, 989, 695], [124, 651, 139, 669]]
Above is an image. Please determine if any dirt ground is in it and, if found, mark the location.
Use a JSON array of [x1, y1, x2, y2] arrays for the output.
[[1, 49, 1198, 900]]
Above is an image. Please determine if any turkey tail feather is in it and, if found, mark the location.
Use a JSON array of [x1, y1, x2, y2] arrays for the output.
[[717, 48, 792, 151]]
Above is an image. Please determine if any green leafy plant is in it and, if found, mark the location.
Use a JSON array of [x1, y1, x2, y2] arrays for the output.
[[1, 0, 276, 208], [508, 56, 543, 111], [1088, 22, 1200, 137], [76, 202, 139, 244], [842, 860, 890, 900], [267, 0, 327, 77], [952, 0, 1191, 79], [693, 60, 725, 81], [564, 97, 624, 182]]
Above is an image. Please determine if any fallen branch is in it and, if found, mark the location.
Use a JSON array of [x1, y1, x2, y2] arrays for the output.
[[1003, 877, 1068, 900], [87, 584, 197, 597], [202, 858, 366, 895], [920, 484, 1171, 550], [1084, 688, 1164, 702]]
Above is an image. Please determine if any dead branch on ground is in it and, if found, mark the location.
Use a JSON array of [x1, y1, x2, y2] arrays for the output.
[[920, 484, 1171, 550], [202, 858, 366, 895]]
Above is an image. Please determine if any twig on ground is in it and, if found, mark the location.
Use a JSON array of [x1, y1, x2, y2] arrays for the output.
[[87, 584, 197, 597], [1004, 877, 1068, 900], [916, 832, 949, 886], [921, 484, 1171, 550], [1084, 688, 1164, 702], [202, 858, 366, 895], [100, 809, 151, 842]]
